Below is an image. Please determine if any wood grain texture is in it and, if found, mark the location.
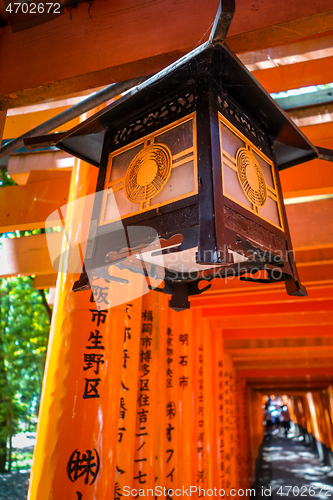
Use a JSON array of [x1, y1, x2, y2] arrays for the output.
[[1, 0, 333, 108]]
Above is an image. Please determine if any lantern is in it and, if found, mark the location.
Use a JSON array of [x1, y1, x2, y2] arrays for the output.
[[25, 4, 325, 311]]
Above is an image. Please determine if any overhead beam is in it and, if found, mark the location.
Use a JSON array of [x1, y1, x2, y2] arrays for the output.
[[0, 173, 71, 232], [0, 232, 62, 277], [193, 277, 333, 307], [203, 298, 333, 318], [234, 359, 333, 370], [1, 0, 333, 108], [238, 367, 333, 378], [222, 324, 333, 339], [33, 273, 58, 289], [210, 311, 333, 329], [253, 55, 333, 94]]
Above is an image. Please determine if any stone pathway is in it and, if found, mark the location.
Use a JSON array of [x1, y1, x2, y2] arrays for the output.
[[0, 471, 30, 500], [257, 431, 333, 498]]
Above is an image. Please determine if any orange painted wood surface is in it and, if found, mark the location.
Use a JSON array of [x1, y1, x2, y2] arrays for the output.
[[1, 0, 333, 108], [254, 55, 333, 94], [0, 173, 71, 232]]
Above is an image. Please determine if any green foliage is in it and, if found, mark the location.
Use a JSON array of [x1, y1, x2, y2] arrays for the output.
[[0, 168, 16, 187], [0, 276, 50, 470]]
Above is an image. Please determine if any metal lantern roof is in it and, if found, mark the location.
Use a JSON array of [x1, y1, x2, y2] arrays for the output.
[[24, 43, 323, 171]]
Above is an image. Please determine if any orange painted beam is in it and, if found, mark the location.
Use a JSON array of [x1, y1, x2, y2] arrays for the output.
[[254, 55, 333, 94], [287, 200, 333, 250], [238, 367, 333, 378], [1, 0, 333, 108], [203, 298, 333, 318], [33, 273, 58, 289], [301, 122, 333, 143], [210, 311, 333, 329], [240, 32, 333, 68], [281, 159, 333, 195], [193, 285, 333, 308], [0, 174, 71, 232], [0, 232, 61, 277], [222, 325, 333, 339]]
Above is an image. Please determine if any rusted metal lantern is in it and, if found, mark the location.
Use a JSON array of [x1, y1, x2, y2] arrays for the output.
[[25, 2, 326, 310]]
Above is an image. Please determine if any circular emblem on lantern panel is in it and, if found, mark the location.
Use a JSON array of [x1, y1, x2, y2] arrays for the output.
[[125, 144, 172, 203], [236, 148, 268, 207]]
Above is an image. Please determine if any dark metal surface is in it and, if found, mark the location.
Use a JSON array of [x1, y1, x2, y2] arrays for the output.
[[209, 0, 235, 46], [1, 76, 150, 159]]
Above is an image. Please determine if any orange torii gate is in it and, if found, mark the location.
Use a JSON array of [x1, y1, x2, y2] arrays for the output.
[[1, 1, 333, 499]]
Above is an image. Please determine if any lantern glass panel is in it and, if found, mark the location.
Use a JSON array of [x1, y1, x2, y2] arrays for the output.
[[219, 113, 284, 230], [100, 113, 198, 224]]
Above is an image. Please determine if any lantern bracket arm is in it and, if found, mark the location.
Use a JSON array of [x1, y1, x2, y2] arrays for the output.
[[209, 0, 235, 46], [316, 146, 333, 163]]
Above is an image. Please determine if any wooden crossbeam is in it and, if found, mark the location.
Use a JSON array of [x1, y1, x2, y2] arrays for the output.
[[210, 310, 333, 329], [33, 273, 58, 289], [0, 232, 62, 277], [203, 297, 333, 318], [254, 55, 333, 94], [238, 367, 333, 378], [0, 173, 71, 232], [222, 324, 333, 339], [1, 0, 333, 108]]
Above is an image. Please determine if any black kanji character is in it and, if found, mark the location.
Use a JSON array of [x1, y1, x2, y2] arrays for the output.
[[142, 310, 153, 322], [86, 330, 104, 350], [166, 449, 174, 463], [136, 427, 148, 437], [166, 401, 176, 419], [123, 349, 129, 369], [134, 470, 147, 484], [141, 336, 152, 348], [83, 378, 101, 399], [197, 469, 204, 484], [118, 427, 126, 443], [119, 397, 127, 419], [140, 350, 152, 363], [166, 423, 174, 442], [83, 353, 104, 375], [138, 408, 149, 423], [126, 303, 133, 319], [124, 327, 131, 342], [141, 364, 150, 377], [137, 393, 150, 407], [179, 334, 188, 346], [142, 323, 152, 334], [179, 376, 189, 389], [89, 309, 108, 327], [179, 355, 188, 366], [139, 379, 149, 391], [115, 481, 123, 499], [166, 468, 175, 482], [122, 381, 130, 391], [67, 449, 100, 485]]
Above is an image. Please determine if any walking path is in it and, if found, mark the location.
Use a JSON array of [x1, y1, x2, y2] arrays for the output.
[[256, 429, 333, 498]]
